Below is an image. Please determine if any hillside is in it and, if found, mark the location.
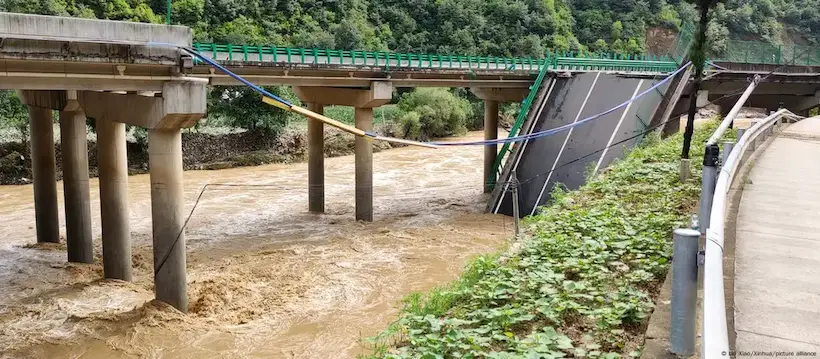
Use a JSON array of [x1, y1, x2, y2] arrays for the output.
[[4, 0, 820, 59]]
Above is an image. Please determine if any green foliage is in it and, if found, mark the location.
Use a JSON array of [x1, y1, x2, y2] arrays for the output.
[[658, 3, 683, 30], [0, 91, 30, 143], [611, 21, 623, 40], [207, 86, 296, 134], [365, 122, 723, 358], [211, 16, 266, 44], [593, 39, 609, 52], [321, 105, 401, 125], [397, 88, 473, 141]]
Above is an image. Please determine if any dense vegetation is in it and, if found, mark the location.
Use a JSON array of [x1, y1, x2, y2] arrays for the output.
[[1, 0, 819, 138], [5, 0, 820, 56], [365, 121, 725, 358]]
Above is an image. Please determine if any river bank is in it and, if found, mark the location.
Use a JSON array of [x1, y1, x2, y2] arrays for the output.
[[0, 123, 397, 185], [365, 124, 721, 358], [0, 130, 511, 358]]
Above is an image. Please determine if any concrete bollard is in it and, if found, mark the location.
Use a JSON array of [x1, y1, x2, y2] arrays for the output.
[[699, 144, 719, 235], [722, 141, 734, 167], [670, 228, 700, 356]]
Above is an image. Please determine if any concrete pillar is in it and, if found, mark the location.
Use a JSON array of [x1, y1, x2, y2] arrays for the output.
[[293, 83, 391, 222], [29, 107, 60, 243], [696, 90, 709, 108], [307, 102, 325, 213], [97, 119, 132, 280], [149, 129, 187, 311], [60, 110, 93, 263], [355, 107, 374, 222], [484, 100, 499, 193]]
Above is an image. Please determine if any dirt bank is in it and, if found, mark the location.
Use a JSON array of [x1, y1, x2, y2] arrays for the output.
[[0, 125, 394, 185]]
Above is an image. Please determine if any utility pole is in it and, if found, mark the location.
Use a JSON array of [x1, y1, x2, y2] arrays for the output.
[[166, 0, 172, 25], [681, 0, 719, 160]]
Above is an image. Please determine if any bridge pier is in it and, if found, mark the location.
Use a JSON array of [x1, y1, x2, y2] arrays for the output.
[[97, 119, 132, 280], [306, 102, 325, 213], [29, 106, 60, 244], [20, 90, 98, 258], [294, 83, 392, 222], [149, 128, 187, 311], [79, 83, 206, 311], [483, 100, 499, 193], [470, 88, 528, 193], [355, 107, 374, 221], [60, 109, 93, 263]]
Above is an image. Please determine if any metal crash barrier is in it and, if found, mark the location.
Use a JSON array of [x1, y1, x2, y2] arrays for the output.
[[700, 108, 802, 357], [668, 75, 803, 356]]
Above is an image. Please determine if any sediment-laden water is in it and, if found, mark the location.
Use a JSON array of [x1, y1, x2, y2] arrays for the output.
[[0, 131, 510, 358]]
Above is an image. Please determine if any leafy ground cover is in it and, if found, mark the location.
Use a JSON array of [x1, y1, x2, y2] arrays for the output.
[[366, 122, 726, 358]]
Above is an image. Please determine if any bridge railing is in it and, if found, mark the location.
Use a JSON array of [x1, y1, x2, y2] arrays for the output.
[[699, 107, 802, 357], [191, 43, 678, 73], [486, 57, 552, 189], [712, 40, 820, 67]]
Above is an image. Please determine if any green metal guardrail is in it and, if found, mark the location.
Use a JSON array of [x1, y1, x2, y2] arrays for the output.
[[190, 43, 680, 190], [712, 40, 820, 66], [486, 57, 552, 189], [192, 43, 678, 73]]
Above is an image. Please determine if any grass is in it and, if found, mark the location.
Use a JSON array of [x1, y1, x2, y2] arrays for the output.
[[363, 120, 727, 359]]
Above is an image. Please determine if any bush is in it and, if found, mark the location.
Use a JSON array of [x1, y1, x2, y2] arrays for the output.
[[322, 105, 401, 125], [207, 85, 297, 135], [397, 88, 473, 141]]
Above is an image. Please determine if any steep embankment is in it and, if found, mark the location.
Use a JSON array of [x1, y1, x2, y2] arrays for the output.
[[367, 122, 729, 358]]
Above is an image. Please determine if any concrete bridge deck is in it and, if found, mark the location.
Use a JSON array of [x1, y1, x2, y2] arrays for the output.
[[734, 117, 820, 352]]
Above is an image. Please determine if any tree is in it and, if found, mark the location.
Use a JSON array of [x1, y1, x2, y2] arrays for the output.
[[211, 16, 266, 44], [0, 91, 31, 144], [682, 0, 723, 160], [397, 88, 473, 140], [611, 21, 624, 40], [171, 0, 205, 26], [592, 38, 608, 53], [208, 86, 295, 134]]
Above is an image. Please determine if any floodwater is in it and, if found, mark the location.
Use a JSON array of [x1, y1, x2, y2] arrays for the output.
[[0, 130, 511, 359]]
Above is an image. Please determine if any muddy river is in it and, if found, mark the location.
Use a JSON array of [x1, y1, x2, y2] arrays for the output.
[[0, 130, 511, 358]]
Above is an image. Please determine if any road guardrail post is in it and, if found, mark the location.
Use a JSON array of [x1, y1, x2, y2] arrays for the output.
[[671, 228, 700, 356], [699, 144, 720, 235], [750, 121, 759, 150], [722, 141, 734, 167]]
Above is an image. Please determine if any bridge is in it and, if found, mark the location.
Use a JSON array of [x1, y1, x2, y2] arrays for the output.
[[5, 13, 820, 344]]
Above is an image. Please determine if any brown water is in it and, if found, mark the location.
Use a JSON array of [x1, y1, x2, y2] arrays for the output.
[[0, 131, 510, 359]]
